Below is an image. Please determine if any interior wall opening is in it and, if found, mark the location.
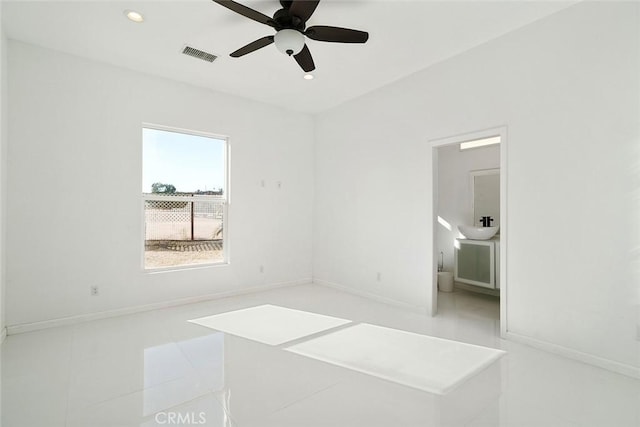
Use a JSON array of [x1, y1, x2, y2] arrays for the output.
[[430, 127, 507, 336]]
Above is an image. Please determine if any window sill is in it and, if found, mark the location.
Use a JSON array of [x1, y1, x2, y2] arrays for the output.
[[144, 261, 229, 274]]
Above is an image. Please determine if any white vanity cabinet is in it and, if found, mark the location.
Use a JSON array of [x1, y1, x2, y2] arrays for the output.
[[454, 238, 500, 290]]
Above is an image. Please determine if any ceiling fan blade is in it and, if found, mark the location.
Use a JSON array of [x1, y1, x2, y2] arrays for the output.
[[288, 0, 320, 23], [294, 44, 315, 72], [212, 0, 276, 28], [230, 36, 274, 57], [305, 26, 369, 43]]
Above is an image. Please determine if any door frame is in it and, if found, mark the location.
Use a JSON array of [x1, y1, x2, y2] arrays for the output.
[[428, 126, 508, 337]]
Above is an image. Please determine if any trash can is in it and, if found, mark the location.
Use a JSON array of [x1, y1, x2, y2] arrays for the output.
[[438, 271, 454, 292]]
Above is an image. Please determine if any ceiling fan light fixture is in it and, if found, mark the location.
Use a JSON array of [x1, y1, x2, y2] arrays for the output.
[[274, 29, 304, 56]]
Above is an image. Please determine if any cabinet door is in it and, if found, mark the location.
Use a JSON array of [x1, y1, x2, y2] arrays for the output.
[[455, 241, 495, 288]]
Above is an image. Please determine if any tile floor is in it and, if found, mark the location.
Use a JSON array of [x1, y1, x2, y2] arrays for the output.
[[1, 284, 639, 426]]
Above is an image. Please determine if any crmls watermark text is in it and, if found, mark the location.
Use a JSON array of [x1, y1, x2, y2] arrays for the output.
[[155, 411, 207, 425]]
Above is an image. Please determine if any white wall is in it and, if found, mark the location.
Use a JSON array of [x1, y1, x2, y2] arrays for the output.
[[6, 41, 314, 326], [314, 2, 639, 370], [0, 1, 6, 338], [436, 144, 500, 273]]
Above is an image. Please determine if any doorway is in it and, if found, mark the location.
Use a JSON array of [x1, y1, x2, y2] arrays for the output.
[[429, 127, 508, 337]]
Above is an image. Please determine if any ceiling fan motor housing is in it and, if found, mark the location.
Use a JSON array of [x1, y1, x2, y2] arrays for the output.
[[273, 8, 305, 31]]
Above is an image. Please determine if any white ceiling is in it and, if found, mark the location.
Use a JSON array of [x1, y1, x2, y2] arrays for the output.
[[3, 0, 576, 113]]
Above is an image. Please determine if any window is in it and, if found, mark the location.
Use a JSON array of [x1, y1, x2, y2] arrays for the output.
[[142, 126, 228, 270]]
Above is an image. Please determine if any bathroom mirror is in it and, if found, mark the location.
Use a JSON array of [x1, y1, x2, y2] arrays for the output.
[[470, 169, 500, 227]]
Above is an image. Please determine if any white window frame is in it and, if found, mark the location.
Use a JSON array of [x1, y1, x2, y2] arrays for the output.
[[141, 124, 230, 272]]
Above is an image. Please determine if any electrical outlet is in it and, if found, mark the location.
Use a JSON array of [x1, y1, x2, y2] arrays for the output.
[[90, 286, 99, 296], [376, 272, 381, 282], [260, 265, 264, 273]]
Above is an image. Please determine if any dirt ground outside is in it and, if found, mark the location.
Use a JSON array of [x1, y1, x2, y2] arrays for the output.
[[145, 240, 224, 269]]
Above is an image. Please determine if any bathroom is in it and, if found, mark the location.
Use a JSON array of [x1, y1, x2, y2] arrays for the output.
[[435, 136, 501, 317]]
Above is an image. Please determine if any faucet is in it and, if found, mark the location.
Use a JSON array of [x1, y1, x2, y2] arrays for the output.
[[480, 216, 494, 227]]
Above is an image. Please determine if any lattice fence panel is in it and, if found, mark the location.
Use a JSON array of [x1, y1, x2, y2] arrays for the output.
[[144, 199, 224, 241]]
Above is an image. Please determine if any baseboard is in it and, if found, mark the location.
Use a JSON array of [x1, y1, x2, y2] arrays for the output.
[[6, 278, 311, 335], [504, 331, 640, 380], [313, 279, 428, 314]]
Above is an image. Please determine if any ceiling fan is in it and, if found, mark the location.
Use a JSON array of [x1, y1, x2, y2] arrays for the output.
[[212, 0, 369, 72]]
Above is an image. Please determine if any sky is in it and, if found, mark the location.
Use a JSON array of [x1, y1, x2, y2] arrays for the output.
[[142, 127, 226, 193]]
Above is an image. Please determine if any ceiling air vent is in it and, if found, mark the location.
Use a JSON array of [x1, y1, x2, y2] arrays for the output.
[[182, 46, 217, 63]]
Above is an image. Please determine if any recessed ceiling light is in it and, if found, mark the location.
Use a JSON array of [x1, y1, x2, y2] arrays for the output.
[[124, 10, 144, 23], [303, 74, 314, 80]]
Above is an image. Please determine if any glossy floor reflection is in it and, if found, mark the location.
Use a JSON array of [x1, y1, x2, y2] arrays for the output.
[[2, 284, 639, 426]]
